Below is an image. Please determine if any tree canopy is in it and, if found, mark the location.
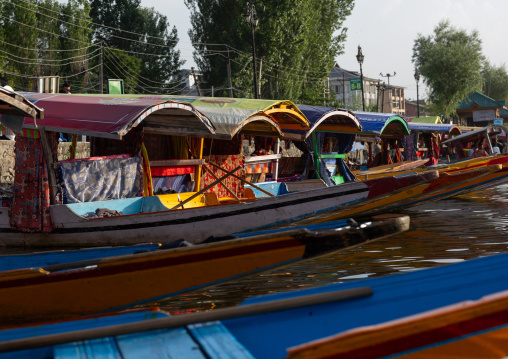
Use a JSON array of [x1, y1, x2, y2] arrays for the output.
[[482, 60, 508, 102], [185, 0, 354, 104], [412, 20, 484, 118], [89, 0, 184, 92]]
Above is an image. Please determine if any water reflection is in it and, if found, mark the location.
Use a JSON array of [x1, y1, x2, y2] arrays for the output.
[[156, 184, 508, 313]]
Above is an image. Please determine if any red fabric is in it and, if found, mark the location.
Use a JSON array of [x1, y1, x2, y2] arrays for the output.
[[9, 137, 55, 233], [150, 165, 194, 176], [202, 155, 244, 198]]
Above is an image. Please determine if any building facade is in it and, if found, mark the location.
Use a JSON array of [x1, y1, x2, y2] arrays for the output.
[[378, 84, 405, 115], [329, 63, 380, 110]]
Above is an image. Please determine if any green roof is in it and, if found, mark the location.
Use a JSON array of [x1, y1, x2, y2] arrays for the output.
[[410, 116, 442, 124], [457, 92, 506, 110]]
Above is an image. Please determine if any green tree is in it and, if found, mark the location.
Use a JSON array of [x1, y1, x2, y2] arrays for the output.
[[2, 0, 39, 91], [185, 0, 354, 103], [90, 0, 183, 92], [36, 0, 62, 78], [482, 60, 508, 101], [412, 20, 484, 118], [60, 0, 94, 93]]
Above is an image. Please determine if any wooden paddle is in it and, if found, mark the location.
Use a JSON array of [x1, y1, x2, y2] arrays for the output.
[[206, 160, 275, 197], [0, 286, 372, 353], [201, 164, 240, 200], [170, 165, 243, 210]]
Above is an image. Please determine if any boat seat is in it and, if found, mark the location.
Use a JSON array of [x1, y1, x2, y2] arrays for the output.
[[54, 321, 254, 359], [157, 192, 220, 209], [244, 182, 289, 198]]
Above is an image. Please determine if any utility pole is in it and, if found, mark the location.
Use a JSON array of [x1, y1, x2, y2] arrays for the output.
[[226, 46, 233, 98], [380, 72, 396, 86], [191, 67, 202, 96], [99, 42, 103, 94], [243, 2, 260, 99], [342, 72, 346, 106]]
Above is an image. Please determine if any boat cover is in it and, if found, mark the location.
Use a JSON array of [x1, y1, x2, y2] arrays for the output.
[[408, 122, 461, 134], [353, 111, 409, 138], [442, 125, 508, 146], [0, 88, 44, 133], [17, 93, 215, 139]]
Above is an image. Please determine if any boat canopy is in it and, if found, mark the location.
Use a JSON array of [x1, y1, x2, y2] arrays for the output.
[[410, 116, 442, 124], [82, 95, 308, 140], [18, 93, 215, 139], [174, 97, 309, 139], [289, 105, 361, 140], [0, 88, 44, 133], [408, 122, 462, 135], [441, 125, 508, 147], [353, 112, 410, 138]]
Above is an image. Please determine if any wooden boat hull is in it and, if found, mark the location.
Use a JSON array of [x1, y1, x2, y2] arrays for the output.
[[287, 288, 508, 359], [5, 246, 508, 358], [0, 180, 371, 248], [0, 214, 409, 325]]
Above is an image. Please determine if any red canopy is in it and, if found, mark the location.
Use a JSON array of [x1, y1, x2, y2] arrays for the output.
[[19, 93, 215, 139]]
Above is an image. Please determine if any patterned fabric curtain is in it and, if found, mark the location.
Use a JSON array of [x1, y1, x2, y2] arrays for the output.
[[403, 133, 417, 161], [201, 155, 244, 198], [58, 156, 143, 204], [9, 137, 54, 233]]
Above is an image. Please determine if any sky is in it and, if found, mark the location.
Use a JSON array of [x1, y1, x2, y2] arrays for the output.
[[141, 0, 508, 100]]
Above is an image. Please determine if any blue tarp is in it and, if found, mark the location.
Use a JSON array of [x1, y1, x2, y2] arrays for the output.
[[353, 111, 409, 136]]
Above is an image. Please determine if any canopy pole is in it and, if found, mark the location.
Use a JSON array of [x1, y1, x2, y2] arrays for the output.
[[39, 127, 58, 205], [194, 138, 204, 192]]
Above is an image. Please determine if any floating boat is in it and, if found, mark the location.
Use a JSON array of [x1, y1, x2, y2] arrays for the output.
[[0, 214, 410, 325], [0, 94, 424, 248], [287, 288, 508, 358], [3, 243, 508, 358]]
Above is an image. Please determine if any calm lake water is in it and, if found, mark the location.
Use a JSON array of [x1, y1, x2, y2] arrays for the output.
[[155, 183, 508, 313]]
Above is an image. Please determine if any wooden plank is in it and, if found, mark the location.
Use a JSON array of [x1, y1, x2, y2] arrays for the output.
[[116, 328, 206, 359], [0, 92, 38, 118], [244, 154, 281, 163], [0, 287, 373, 353], [39, 127, 58, 205], [188, 322, 255, 359], [149, 159, 204, 167], [55, 337, 119, 359], [285, 179, 327, 192]]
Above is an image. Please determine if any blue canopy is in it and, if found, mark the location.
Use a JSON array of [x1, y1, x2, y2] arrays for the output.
[[295, 105, 361, 185], [408, 122, 461, 134], [353, 111, 409, 138]]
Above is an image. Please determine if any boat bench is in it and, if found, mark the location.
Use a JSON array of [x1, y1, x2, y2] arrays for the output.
[[244, 181, 290, 198], [66, 192, 222, 218], [66, 197, 170, 217], [54, 321, 254, 359]]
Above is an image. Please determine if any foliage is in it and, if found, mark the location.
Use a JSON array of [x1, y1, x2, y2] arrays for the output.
[[89, 0, 184, 92], [103, 47, 142, 93], [60, 0, 94, 93], [2, 0, 38, 90], [482, 60, 508, 102], [412, 20, 484, 119], [185, 0, 354, 103]]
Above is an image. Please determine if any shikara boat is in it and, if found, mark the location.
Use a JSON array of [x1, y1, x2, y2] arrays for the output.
[[0, 214, 409, 325], [287, 289, 508, 359], [0, 93, 410, 248], [4, 241, 508, 358]]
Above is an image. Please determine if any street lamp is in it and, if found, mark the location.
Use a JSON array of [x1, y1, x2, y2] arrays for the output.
[[244, 2, 260, 99], [356, 45, 365, 111], [414, 68, 420, 118]]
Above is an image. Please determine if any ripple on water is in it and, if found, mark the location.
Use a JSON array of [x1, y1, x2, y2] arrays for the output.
[[156, 184, 508, 312]]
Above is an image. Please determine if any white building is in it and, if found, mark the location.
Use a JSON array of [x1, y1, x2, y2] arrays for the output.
[[329, 62, 380, 110]]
